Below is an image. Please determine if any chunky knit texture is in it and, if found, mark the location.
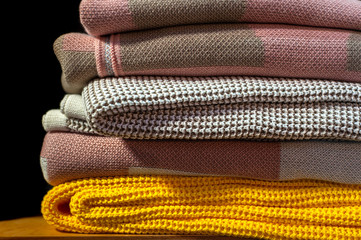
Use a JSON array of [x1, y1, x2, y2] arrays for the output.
[[41, 175, 361, 239], [40, 131, 361, 186], [42, 76, 361, 141], [54, 24, 361, 94], [79, 0, 361, 36]]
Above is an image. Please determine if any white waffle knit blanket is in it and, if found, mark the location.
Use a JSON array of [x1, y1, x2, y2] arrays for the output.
[[42, 76, 361, 141]]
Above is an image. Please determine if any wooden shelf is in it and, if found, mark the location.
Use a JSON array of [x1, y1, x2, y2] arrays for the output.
[[0, 216, 256, 240]]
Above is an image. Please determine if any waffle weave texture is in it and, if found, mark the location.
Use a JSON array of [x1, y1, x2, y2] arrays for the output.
[[54, 24, 361, 94], [40, 131, 361, 186], [79, 0, 361, 36], [41, 175, 361, 239], [42, 76, 361, 141]]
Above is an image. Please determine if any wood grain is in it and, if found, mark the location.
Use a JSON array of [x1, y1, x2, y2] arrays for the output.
[[0, 216, 257, 240]]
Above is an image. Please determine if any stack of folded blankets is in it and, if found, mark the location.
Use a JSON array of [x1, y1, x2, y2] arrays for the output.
[[40, 0, 361, 239]]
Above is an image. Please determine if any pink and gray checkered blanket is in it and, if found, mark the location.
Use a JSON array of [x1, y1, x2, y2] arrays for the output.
[[41, 131, 361, 186], [55, 24, 361, 94], [79, 0, 361, 36]]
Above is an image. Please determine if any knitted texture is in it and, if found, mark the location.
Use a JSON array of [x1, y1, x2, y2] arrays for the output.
[[41, 175, 361, 239], [53, 24, 361, 94], [40, 131, 361, 186], [42, 76, 361, 141], [79, 0, 361, 36]]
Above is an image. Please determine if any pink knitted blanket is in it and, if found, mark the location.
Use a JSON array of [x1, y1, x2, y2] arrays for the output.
[[54, 24, 361, 94], [41, 131, 361, 186], [79, 0, 361, 36]]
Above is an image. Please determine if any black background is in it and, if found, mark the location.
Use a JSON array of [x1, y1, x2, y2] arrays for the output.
[[1, 1, 84, 221]]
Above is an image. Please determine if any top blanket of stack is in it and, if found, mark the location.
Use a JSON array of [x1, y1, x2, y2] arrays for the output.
[[79, 0, 361, 36]]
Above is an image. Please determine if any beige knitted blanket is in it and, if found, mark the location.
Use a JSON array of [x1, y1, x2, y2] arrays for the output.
[[43, 76, 361, 141]]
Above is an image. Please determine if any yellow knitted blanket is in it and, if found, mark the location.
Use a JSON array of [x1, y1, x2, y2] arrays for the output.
[[41, 175, 361, 239]]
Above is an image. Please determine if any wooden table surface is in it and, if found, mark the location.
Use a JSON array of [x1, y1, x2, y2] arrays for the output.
[[0, 216, 256, 240]]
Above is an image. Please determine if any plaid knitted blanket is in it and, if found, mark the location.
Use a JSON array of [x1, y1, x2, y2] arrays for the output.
[[54, 24, 361, 94], [41, 175, 361, 239], [42, 76, 361, 141], [79, 0, 361, 36], [41, 131, 361, 186]]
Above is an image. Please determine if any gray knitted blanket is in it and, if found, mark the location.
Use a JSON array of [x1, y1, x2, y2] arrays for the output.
[[43, 76, 361, 141]]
